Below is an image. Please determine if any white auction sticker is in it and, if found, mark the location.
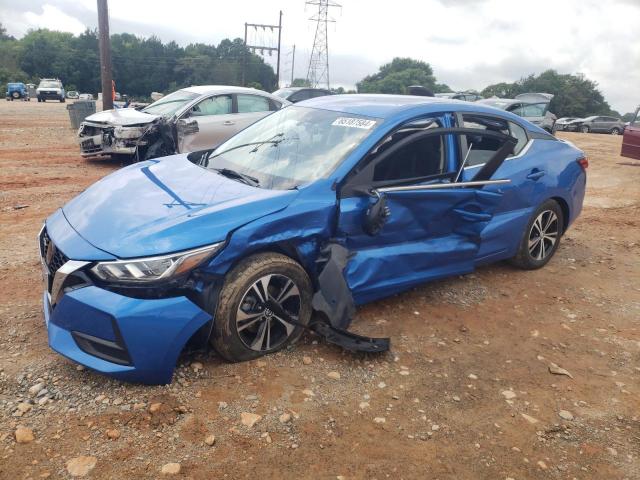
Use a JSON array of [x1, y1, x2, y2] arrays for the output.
[[332, 117, 377, 129]]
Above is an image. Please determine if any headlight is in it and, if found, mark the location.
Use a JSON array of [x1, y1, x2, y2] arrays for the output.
[[91, 243, 223, 283]]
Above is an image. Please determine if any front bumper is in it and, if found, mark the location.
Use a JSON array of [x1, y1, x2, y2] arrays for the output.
[[44, 285, 212, 384], [78, 123, 146, 157], [40, 214, 213, 384], [38, 91, 62, 100]]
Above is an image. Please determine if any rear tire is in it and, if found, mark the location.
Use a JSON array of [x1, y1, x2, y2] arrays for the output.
[[210, 253, 313, 362], [510, 199, 564, 270]]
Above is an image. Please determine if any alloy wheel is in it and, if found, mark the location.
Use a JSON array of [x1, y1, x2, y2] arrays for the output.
[[528, 210, 559, 261], [611, 128, 620, 135], [235, 274, 301, 352]]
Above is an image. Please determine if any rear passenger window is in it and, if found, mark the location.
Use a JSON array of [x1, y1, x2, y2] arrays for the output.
[[462, 115, 509, 167], [237, 94, 270, 113], [508, 122, 528, 155], [461, 115, 528, 166]]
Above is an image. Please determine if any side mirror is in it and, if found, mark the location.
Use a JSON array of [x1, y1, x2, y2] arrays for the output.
[[177, 118, 199, 135], [363, 190, 390, 236]]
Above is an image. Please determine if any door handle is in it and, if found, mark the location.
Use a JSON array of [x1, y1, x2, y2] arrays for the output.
[[453, 209, 492, 222], [223, 121, 235, 126], [526, 170, 546, 180]]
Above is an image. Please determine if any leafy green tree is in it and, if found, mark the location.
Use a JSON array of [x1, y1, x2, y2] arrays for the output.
[[2, 28, 276, 99], [0, 22, 13, 41], [357, 57, 450, 94], [482, 70, 612, 117]]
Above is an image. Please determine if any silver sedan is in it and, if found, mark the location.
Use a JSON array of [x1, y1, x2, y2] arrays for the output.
[[78, 86, 290, 159]]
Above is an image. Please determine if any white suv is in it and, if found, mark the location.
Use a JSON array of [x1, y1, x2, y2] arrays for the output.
[[37, 79, 66, 103]]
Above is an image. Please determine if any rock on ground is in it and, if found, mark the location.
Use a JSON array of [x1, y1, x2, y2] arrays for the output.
[[66, 456, 97, 477]]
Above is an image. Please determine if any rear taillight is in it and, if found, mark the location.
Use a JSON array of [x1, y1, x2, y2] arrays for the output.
[[577, 157, 588, 170]]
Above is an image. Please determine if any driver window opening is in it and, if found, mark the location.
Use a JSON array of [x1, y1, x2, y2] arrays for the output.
[[190, 95, 232, 116], [371, 118, 448, 183]]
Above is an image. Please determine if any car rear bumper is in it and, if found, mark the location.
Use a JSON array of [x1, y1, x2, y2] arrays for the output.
[[44, 286, 212, 384]]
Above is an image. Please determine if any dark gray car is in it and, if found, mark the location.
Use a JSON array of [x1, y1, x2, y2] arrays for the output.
[[574, 116, 626, 135], [272, 87, 332, 103]]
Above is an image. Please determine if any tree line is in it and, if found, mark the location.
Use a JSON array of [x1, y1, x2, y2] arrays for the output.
[[1, 23, 631, 119], [0, 23, 276, 98]]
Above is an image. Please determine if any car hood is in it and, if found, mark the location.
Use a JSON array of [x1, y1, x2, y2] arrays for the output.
[[61, 154, 299, 258], [83, 107, 159, 126]]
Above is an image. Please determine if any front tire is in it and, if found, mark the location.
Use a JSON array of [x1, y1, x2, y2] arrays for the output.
[[580, 125, 590, 133], [210, 253, 313, 362], [510, 200, 564, 270], [610, 127, 620, 135]]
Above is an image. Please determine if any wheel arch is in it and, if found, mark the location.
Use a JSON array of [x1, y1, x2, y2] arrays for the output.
[[550, 195, 570, 234]]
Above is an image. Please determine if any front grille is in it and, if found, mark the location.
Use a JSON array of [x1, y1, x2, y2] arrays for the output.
[[40, 229, 68, 273]]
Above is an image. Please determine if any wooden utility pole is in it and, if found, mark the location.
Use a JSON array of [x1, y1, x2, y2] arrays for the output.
[[276, 10, 282, 88], [97, 0, 113, 111]]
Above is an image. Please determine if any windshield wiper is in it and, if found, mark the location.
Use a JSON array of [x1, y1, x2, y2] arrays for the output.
[[214, 168, 260, 187], [207, 133, 285, 160]]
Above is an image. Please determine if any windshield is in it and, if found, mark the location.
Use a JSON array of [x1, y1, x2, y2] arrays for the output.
[[272, 88, 295, 99], [39, 81, 60, 89], [196, 106, 380, 190], [143, 90, 199, 116]]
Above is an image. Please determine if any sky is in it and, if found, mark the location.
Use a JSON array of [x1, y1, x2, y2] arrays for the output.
[[1, 0, 638, 113]]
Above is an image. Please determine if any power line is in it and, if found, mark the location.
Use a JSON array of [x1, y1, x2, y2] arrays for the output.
[[306, 0, 340, 90], [242, 11, 283, 87]]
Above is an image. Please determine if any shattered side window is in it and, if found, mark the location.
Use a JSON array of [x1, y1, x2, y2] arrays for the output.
[[371, 118, 446, 183]]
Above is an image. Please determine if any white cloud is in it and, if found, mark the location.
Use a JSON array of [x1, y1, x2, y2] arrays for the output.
[[22, 4, 87, 35], [1, 0, 637, 113]]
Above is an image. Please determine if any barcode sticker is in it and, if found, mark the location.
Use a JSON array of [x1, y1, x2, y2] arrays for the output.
[[332, 117, 377, 129]]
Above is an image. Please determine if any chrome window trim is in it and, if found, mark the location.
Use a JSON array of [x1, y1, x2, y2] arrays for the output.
[[378, 179, 511, 193], [463, 139, 534, 171]]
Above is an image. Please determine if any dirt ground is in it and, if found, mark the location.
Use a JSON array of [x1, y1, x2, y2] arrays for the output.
[[0, 100, 638, 480]]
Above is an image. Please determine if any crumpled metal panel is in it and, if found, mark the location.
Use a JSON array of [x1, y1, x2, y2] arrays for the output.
[[338, 188, 503, 305]]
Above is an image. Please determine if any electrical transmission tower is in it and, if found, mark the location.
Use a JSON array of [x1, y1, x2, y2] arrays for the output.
[[306, 0, 340, 90]]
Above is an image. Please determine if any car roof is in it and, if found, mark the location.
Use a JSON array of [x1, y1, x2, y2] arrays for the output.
[[180, 85, 276, 96], [300, 94, 524, 120], [277, 87, 329, 92]]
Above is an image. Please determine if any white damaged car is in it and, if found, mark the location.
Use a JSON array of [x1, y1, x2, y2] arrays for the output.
[[77, 86, 289, 160]]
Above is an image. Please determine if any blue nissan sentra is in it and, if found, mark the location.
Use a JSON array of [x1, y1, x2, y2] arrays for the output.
[[39, 95, 587, 384]]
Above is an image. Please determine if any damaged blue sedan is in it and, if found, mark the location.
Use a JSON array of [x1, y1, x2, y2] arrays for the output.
[[39, 95, 587, 384]]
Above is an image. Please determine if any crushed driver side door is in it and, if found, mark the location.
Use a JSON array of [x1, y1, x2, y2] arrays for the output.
[[337, 127, 517, 305]]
